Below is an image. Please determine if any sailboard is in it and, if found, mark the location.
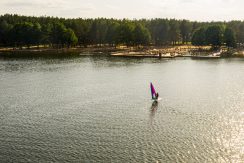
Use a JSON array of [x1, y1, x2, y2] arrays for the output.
[[150, 82, 161, 101]]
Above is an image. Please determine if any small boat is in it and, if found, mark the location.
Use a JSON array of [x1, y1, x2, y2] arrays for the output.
[[150, 83, 161, 102]]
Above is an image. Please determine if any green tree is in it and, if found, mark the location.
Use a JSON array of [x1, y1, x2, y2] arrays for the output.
[[97, 20, 108, 45], [116, 21, 134, 46], [69, 20, 89, 47], [41, 23, 52, 45], [157, 20, 170, 45], [205, 25, 224, 47], [180, 20, 192, 44], [238, 23, 244, 43], [88, 21, 98, 45], [169, 20, 181, 45], [0, 14, 243, 48], [133, 23, 151, 45], [191, 27, 206, 46], [0, 20, 12, 46], [224, 27, 236, 48], [9, 22, 34, 48], [63, 28, 78, 47], [105, 22, 119, 46], [50, 22, 67, 47], [148, 19, 170, 45], [31, 22, 42, 46]]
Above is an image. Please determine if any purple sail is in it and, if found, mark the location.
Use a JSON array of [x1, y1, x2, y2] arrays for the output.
[[150, 83, 156, 99]]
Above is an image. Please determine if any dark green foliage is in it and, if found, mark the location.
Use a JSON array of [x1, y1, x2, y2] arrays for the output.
[[32, 23, 42, 46], [1, 14, 244, 48], [69, 20, 90, 46], [9, 22, 34, 47], [192, 27, 206, 46], [237, 24, 244, 44], [50, 22, 67, 46], [0, 20, 12, 45], [148, 19, 170, 45], [192, 25, 235, 47], [169, 20, 181, 45], [205, 25, 224, 47], [63, 28, 78, 47], [224, 28, 236, 48], [105, 22, 119, 46], [41, 23, 52, 45], [133, 23, 151, 45], [116, 21, 134, 46], [180, 20, 192, 44]]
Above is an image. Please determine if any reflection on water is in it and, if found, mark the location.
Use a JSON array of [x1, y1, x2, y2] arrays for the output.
[[151, 101, 158, 111], [149, 101, 158, 125], [0, 55, 244, 162], [150, 101, 158, 117]]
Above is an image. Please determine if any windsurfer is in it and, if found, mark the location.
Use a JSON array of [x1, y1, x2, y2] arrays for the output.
[[156, 93, 159, 99]]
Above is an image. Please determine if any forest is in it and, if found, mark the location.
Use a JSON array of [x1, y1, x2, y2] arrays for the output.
[[0, 14, 243, 48]]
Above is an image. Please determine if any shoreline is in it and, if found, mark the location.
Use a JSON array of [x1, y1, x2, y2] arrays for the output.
[[0, 45, 244, 58]]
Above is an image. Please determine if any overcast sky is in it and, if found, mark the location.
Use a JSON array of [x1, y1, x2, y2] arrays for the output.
[[0, 0, 243, 21]]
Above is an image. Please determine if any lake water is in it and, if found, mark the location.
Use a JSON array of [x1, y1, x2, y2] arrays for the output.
[[0, 56, 244, 162]]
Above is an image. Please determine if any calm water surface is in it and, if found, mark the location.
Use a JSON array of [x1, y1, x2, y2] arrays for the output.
[[0, 56, 244, 162]]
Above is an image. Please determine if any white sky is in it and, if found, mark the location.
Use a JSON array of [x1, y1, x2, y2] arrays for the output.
[[0, 0, 243, 21]]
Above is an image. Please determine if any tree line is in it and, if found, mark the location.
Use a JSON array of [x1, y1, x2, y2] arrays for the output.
[[192, 25, 237, 48], [0, 14, 243, 48]]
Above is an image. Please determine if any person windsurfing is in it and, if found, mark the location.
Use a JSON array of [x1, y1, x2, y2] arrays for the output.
[[150, 82, 159, 101]]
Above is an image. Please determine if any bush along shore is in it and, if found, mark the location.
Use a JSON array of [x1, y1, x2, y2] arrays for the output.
[[1, 14, 244, 58]]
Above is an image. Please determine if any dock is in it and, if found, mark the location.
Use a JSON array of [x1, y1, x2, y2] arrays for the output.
[[110, 52, 175, 58], [110, 50, 223, 59]]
